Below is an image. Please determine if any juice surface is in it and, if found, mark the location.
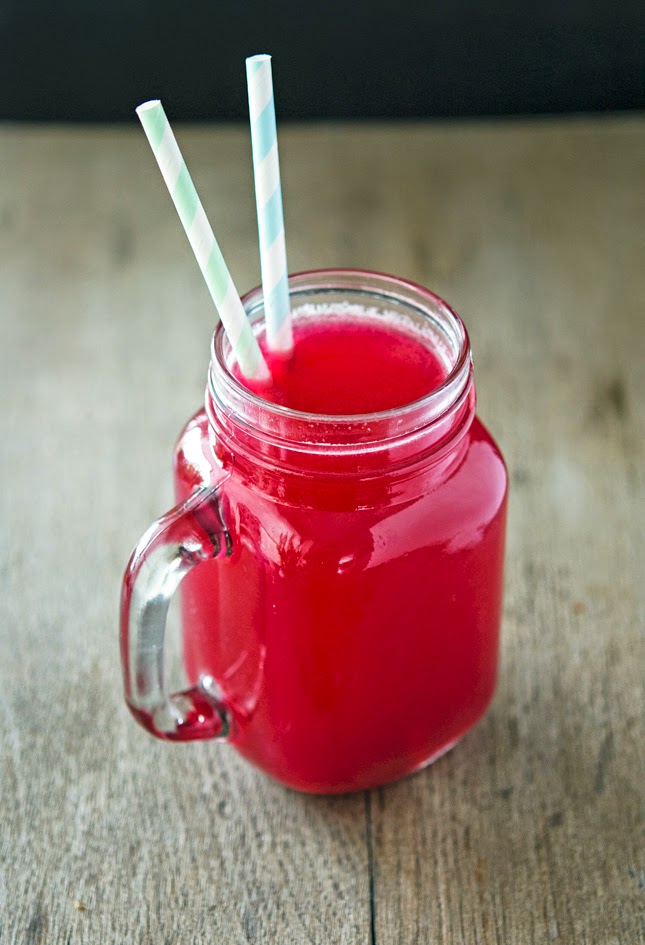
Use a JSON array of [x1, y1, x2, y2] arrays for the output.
[[234, 316, 448, 414]]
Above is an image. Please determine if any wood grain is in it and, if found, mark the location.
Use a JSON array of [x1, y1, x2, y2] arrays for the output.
[[0, 117, 643, 944]]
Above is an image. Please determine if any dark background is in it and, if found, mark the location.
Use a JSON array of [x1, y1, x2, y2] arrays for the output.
[[1, 0, 644, 121]]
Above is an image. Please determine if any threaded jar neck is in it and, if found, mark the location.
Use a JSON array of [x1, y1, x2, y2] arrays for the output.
[[205, 269, 475, 479]]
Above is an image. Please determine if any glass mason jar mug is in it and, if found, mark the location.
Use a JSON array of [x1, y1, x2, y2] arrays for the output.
[[120, 270, 508, 794]]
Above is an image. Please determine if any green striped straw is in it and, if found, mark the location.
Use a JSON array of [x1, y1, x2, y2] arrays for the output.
[[136, 100, 270, 383], [246, 55, 293, 356]]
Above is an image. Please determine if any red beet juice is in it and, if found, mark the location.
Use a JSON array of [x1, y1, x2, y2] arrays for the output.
[[171, 301, 507, 793]]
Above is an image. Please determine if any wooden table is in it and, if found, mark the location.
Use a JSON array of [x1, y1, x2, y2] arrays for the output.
[[1, 117, 643, 944]]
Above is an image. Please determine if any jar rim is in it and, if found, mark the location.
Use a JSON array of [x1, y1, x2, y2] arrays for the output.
[[209, 268, 472, 430]]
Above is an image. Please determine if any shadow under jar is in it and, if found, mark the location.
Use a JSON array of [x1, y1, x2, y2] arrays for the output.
[[121, 269, 508, 794]]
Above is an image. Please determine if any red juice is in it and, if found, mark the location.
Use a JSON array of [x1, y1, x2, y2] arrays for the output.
[[173, 303, 508, 793], [234, 316, 448, 414]]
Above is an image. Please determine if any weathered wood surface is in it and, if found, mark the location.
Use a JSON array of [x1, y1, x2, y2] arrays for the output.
[[0, 117, 643, 944]]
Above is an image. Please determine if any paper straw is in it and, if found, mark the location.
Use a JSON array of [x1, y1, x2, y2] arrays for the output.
[[246, 55, 293, 355], [136, 100, 270, 383]]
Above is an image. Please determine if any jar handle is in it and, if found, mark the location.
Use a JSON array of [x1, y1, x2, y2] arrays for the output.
[[120, 485, 233, 741]]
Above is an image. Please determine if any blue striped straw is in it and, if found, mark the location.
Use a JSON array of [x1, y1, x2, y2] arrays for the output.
[[136, 100, 270, 382], [246, 54, 293, 355]]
